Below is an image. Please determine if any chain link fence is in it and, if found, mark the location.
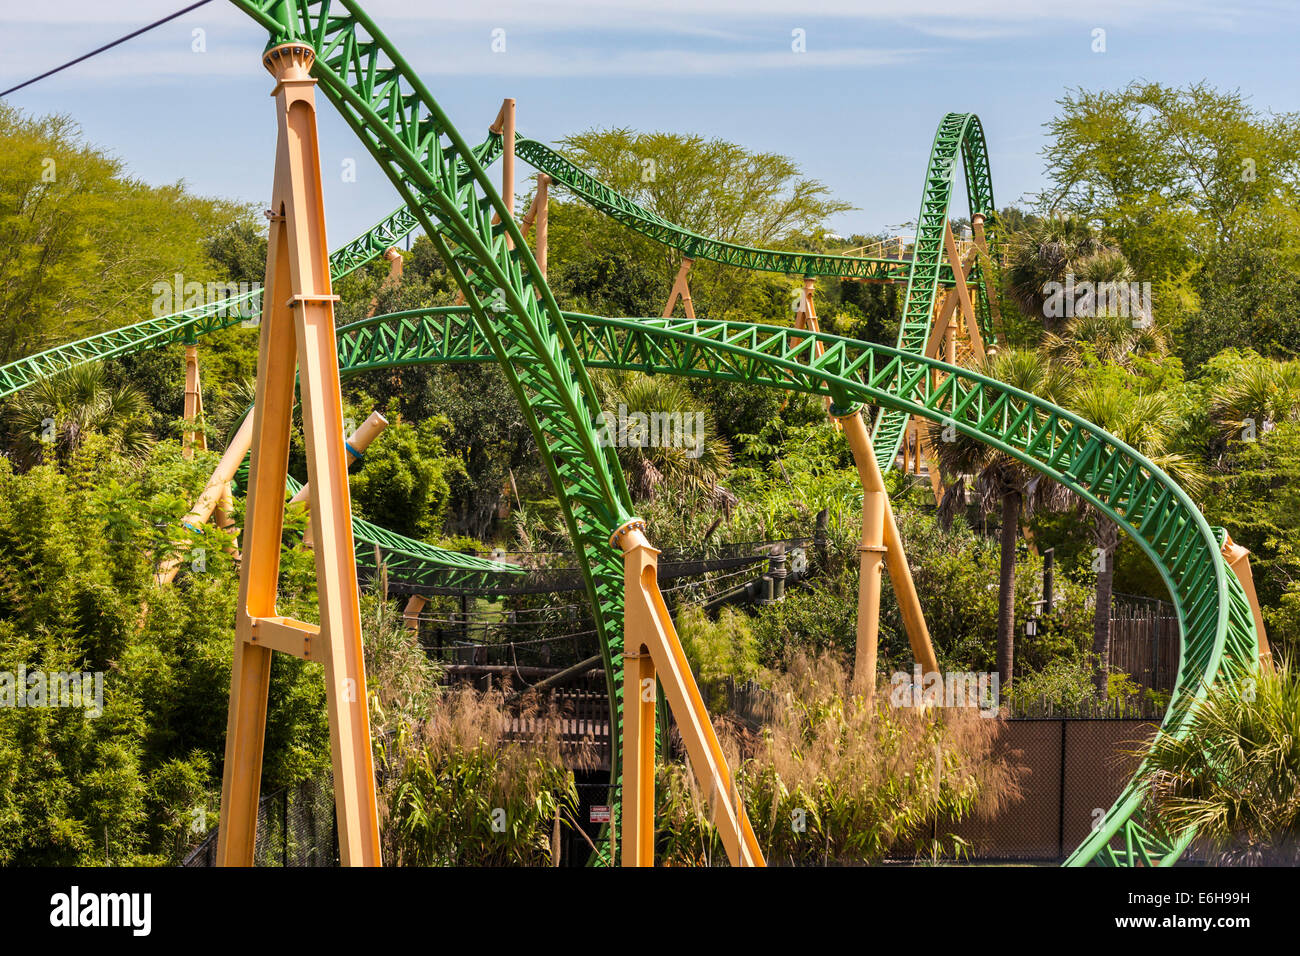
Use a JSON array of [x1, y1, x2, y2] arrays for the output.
[[936, 717, 1200, 863], [182, 774, 338, 868]]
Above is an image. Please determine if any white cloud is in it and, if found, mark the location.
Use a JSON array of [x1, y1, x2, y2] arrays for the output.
[[0, 0, 1276, 87], [0, 0, 1247, 28], [408, 45, 930, 77]]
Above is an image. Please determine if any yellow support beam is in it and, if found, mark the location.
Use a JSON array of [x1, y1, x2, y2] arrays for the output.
[[183, 343, 206, 459], [217, 42, 380, 868], [662, 256, 696, 319], [613, 519, 764, 868], [835, 409, 940, 691], [1221, 534, 1273, 669]]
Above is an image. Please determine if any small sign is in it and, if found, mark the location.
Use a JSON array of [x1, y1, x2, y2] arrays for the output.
[[589, 805, 611, 823]]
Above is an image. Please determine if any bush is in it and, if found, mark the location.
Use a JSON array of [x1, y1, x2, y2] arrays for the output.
[[1137, 663, 1300, 864], [675, 605, 762, 709], [750, 580, 857, 669], [1006, 657, 1100, 711]]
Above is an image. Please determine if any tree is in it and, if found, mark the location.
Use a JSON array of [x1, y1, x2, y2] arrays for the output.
[[928, 349, 1070, 693], [1040, 82, 1300, 286], [1041, 310, 1166, 373], [1003, 213, 1113, 326], [0, 104, 259, 365], [2, 363, 152, 468], [348, 417, 463, 540], [1067, 374, 1206, 694], [1208, 356, 1300, 443], [590, 371, 732, 507], [1195, 352, 1300, 657], [1183, 242, 1300, 369], [0, 439, 332, 863], [547, 128, 853, 321]]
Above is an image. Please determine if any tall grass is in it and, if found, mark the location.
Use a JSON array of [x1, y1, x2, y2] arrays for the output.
[[656, 652, 1023, 866], [380, 685, 594, 866]]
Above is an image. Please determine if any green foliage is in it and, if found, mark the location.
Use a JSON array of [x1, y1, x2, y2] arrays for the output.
[[547, 127, 852, 323], [750, 580, 858, 670], [345, 362, 537, 542], [0, 104, 260, 366], [361, 590, 443, 739], [348, 416, 463, 540], [381, 688, 577, 866], [1006, 657, 1100, 710], [1137, 664, 1300, 864], [1184, 242, 1300, 369], [544, 201, 665, 318], [0, 439, 331, 864], [591, 371, 732, 506], [2, 363, 153, 468], [1203, 421, 1300, 657], [1040, 82, 1300, 288], [676, 605, 761, 703]]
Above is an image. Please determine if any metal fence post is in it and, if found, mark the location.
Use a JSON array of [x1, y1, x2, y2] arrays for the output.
[[1056, 718, 1067, 861]]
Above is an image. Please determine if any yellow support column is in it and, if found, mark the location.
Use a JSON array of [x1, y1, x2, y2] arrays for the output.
[[183, 342, 206, 459], [613, 519, 763, 867], [489, 98, 517, 248], [217, 42, 380, 868], [534, 173, 549, 279], [970, 212, 1002, 345], [402, 594, 428, 633], [296, 411, 388, 548], [1222, 535, 1273, 669], [835, 408, 940, 691], [661, 257, 696, 319], [155, 414, 255, 587], [943, 221, 986, 365], [620, 642, 657, 867]]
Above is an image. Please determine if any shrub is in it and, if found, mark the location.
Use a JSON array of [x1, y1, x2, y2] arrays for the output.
[[676, 605, 761, 703], [1137, 663, 1300, 864], [749, 580, 857, 669]]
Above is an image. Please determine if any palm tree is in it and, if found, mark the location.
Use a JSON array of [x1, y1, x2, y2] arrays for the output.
[[1067, 380, 1206, 695], [3, 362, 152, 468], [1041, 309, 1166, 372], [1208, 358, 1300, 446], [590, 371, 733, 508], [1136, 663, 1300, 865], [927, 349, 1070, 694], [1003, 214, 1132, 331]]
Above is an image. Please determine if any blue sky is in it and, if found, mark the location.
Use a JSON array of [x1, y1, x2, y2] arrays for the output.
[[2, 1, 1297, 244]]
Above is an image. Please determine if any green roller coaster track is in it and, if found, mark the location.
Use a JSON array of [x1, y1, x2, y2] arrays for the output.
[[277, 475, 517, 592], [509, 137, 938, 284], [0, 0, 1261, 866], [331, 305, 1261, 866], [502, 128, 995, 474]]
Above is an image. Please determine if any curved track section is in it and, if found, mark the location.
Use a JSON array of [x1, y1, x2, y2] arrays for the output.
[[279, 475, 518, 591], [0, 203, 411, 400], [511, 136, 930, 282], [336, 305, 1260, 866], [507, 116, 998, 474], [870, 112, 998, 470]]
